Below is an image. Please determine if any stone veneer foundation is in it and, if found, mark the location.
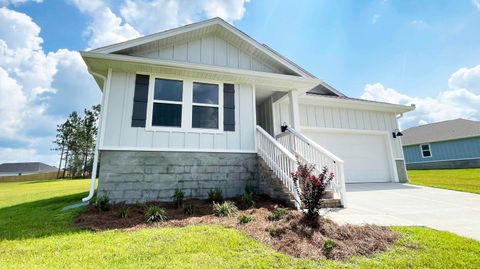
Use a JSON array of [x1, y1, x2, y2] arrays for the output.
[[97, 151, 258, 203]]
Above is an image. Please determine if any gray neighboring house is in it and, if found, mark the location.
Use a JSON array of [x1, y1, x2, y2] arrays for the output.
[[0, 162, 57, 176], [402, 119, 480, 169]]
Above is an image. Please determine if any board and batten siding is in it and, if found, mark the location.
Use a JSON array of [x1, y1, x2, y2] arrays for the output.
[[101, 71, 256, 152], [274, 102, 404, 159], [128, 33, 281, 74], [403, 136, 480, 163]]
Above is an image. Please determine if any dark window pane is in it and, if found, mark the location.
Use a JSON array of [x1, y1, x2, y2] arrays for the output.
[[421, 145, 429, 150], [423, 150, 431, 157], [152, 103, 182, 127], [154, 78, 183, 101], [192, 106, 218, 129], [193, 82, 218, 104]]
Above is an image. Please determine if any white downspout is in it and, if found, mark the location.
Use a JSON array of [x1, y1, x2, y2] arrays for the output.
[[82, 69, 106, 202]]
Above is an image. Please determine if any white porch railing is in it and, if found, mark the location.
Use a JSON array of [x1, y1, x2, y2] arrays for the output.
[[255, 125, 301, 209], [276, 127, 347, 206]]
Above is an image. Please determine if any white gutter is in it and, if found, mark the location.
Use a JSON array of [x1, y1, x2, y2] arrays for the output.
[[82, 68, 105, 203]]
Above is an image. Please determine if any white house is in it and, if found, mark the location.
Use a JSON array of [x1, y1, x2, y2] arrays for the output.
[[80, 18, 414, 208]]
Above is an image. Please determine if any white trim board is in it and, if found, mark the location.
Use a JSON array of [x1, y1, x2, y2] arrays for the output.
[[99, 146, 257, 154]]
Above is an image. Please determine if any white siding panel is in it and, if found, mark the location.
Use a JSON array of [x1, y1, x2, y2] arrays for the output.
[[127, 33, 282, 74], [101, 72, 255, 152], [159, 46, 174, 60], [187, 39, 201, 63], [201, 35, 214, 65], [226, 43, 239, 68], [214, 36, 227, 66], [173, 42, 188, 61]]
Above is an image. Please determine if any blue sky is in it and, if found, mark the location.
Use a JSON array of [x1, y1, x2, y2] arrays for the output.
[[1, 0, 480, 165]]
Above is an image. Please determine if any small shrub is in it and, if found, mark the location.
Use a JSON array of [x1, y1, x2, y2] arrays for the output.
[[183, 203, 194, 215], [266, 227, 280, 237], [213, 201, 238, 217], [323, 239, 336, 251], [267, 208, 288, 221], [119, 206, 129, 219], [173, 188, 185, 208], [241, 191, 255, 209], [241, 183, 255, 208], [208, 187, 223, 202], [144, 205, 168, 223], [291, 162, 334, 220], [238, 214, 255, 224], [95, 195, 110, 212]]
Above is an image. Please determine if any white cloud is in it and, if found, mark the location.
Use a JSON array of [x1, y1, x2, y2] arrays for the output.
[[119, 0, 250, 34], [0, 67, 27, 138], [0, 7, 100, 164], [448, 64, 480, 93], [372, 14, 381, 24], [70, 0, 141, 48], [473, 0, 480, 10], [0, 147, 58, 166], [361, 77, 480, 129], [410, 19, 428, 29]]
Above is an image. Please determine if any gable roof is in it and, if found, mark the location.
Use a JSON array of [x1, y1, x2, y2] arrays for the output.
[[87, 17, 344, 97], [401, 118, 480, 146], [91, 18, 312, 77], [0, 162, 57, 173]]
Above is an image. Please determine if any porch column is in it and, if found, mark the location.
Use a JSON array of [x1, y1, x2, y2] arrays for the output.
[[288, 90, 301, 130]]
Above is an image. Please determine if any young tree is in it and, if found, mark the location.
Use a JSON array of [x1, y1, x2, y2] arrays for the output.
[[53, 105, 100, 179]]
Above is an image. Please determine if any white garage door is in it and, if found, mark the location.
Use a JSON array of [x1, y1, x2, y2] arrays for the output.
[[302, 130, 394, 183]]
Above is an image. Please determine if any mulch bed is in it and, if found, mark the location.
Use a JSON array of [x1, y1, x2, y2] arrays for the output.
[[75, 196, 399, 261]]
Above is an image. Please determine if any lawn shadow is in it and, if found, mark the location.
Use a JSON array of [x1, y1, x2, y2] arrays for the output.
[[0, 192, 89, 240]]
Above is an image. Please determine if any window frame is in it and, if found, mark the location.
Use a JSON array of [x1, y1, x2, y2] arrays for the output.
[[144, 73, 224, 133], [420, 143, 432, 158], [151, 78, 184, 128], [191, 81, 221, 130]]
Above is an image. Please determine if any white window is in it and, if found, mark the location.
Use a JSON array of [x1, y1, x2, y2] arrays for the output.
[[420, 144, 432, 158], [146, 75, 223, 132], [192, 82, 219, 129], [151, 78, 183, 127]]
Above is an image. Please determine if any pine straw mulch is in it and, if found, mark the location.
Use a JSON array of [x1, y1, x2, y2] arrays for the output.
[[75, 196, 399, 261]]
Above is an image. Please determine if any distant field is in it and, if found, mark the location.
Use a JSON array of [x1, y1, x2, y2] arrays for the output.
[[0, 171, 58, 182], [408, 168, 480, 194]]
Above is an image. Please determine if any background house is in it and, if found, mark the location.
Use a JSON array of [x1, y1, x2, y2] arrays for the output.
[[0, 162, 57, 176], [402, 119, 480, 169]]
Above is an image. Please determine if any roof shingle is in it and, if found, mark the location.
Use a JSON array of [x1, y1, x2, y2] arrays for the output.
[[401, 119, 480, 146]]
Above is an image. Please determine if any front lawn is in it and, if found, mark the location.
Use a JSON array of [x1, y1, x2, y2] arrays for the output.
[[1, 179, 479, 268], [408, 168, 480, 194]]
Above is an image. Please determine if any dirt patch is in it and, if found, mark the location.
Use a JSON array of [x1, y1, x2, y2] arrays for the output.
[[75, 196, 399, 260]]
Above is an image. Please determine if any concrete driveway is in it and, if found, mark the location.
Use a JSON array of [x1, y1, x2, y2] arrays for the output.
[[325, 183, 480, 241]]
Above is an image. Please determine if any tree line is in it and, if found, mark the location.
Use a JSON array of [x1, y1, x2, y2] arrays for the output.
[[53, 105, 100, 179]]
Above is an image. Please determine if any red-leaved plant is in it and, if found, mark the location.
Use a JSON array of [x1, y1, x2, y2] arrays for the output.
[[291, 162, 334, 220]]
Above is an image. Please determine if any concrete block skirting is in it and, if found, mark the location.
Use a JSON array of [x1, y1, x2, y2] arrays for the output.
[[406, 158, 480, 170], [395, 160, 409, 183], [97, 151, 258, 203]]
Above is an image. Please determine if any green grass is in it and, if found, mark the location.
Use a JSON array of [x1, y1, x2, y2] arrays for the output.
[[1, 179, 480, 268], [408, 168, 480, 194]]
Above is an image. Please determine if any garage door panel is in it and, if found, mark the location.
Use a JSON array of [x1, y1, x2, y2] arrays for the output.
[[302, 130, 393, 183]]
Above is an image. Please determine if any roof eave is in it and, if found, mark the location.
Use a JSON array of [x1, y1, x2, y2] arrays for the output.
[[298, 94, 415, 113], [81, 51, 323, 91]]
